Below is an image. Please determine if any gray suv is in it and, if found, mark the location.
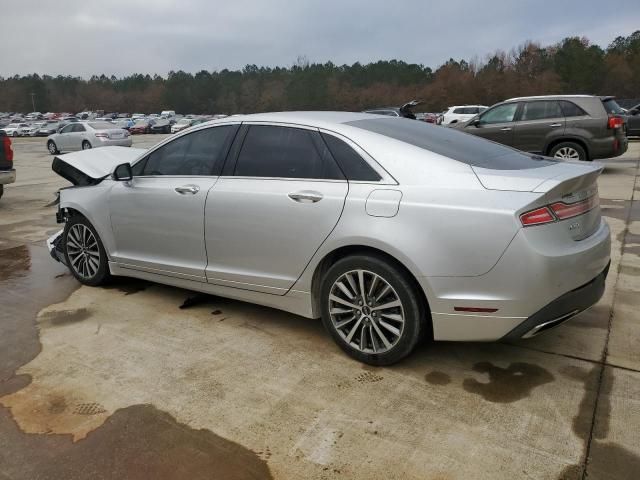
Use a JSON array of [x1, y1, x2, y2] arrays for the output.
[[453, 95, 628, 161]]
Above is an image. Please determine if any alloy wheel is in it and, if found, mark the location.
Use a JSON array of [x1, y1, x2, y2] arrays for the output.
[[66, 224, 100, 280], [328, 269, 405, 354], [48, 142, 56, 154], [554, 147, 580, 160]]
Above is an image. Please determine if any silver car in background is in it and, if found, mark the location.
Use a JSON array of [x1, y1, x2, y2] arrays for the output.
[[46, 112, 610, 365], [46, 121, 132, 154]]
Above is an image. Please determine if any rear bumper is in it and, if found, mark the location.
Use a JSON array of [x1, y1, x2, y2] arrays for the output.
[[590, 134, 628, 159], [0, 168, 16, 185], [501, 261, 609, 340], [96, 138, 132, 147]]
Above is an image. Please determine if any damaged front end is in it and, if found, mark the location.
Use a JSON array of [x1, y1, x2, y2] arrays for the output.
[[47, 229, 67, 266], [46, 146, 146, 267]]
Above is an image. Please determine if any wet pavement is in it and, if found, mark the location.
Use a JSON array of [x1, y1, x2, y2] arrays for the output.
[[0, 136, 638, 479]]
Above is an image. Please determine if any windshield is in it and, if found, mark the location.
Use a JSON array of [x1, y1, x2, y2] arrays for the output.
[[347, 117, 556, 170], [603, 98, 625, 115]]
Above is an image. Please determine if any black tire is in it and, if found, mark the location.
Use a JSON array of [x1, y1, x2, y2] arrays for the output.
[[82, 140, 92, 150], [549, 141, 588, 161], [320, 254, 425, 366], [47, 140, 59, 155], [63, 215, 111, 286], [0, 184, 3, 199], [12, 131, 18, 137]]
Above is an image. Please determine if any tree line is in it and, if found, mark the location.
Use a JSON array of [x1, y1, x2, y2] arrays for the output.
[[0, 32, 638, 115]]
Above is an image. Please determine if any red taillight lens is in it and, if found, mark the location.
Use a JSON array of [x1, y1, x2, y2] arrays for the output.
[[520, 207, 555, 226], [520, 195, 599, 226], [2, 136, 13, 163], [550, 195, 598, 220], [608, 116, 623, 129]]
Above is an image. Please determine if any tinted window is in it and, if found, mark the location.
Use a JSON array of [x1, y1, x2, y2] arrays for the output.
[[89, 122, 115, 129], [321, 133, 381, 181], [60, 124, 74, 134], [559, 101, 587, 117], [520, 101, 563, 121], [453, 108, 466, 114], [602, 98, 625, 115], [139, 125, 236, 176], [72, 124, 86, 132], [346, 117, 555, 170], [235, 126, 344, 179], [479, 103, 518, 124]]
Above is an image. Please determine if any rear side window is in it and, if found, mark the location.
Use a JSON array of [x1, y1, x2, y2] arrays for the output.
[[602, 98, 625, 115], [559, 101, 587, 117], [520, 101, 563, 121], [235, 125, 344, 180], [72, 124, 86, 132], [453, 108, 466, 114], [137, 125, 237, 176], [321, 133, 381, 181], [346, 117, 556, 170]]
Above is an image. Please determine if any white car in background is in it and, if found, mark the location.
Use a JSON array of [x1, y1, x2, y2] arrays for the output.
[[441, 105, 488, 125], [46, 121, 132, 154], [1, 123, 29, 137], [22, 122, 45, 137]]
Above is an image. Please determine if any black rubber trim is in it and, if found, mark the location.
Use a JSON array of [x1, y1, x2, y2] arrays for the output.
[[501, 261, 610, 341]]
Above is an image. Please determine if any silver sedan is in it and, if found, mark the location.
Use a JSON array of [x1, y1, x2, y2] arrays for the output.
[[46, 121, 132, 154], [47, 112, 610, 365]]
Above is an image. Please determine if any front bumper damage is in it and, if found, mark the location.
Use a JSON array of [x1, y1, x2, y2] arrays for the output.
[[47, 229, 67, 266]]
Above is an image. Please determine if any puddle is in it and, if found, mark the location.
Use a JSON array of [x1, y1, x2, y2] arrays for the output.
[[424, 371, 451, 386], [0, 404, 272, 480], [40, 308, 92, 326], [462, 362, 554, 403]]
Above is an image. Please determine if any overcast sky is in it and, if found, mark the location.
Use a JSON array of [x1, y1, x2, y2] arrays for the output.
[[1, 0, 638, 78]]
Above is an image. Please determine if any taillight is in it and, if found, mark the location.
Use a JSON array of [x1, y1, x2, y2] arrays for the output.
[[520, 195, 598, 227], [520, 207, 555, 226], [550, 195, 599, 219], [2, 136, 13, 163], [608, 116, 623, 129]]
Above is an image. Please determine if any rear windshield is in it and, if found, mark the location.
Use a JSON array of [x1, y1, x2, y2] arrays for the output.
[[346, 118, 555, 170], [88, 122, 115, 129], [602, 98, 625, 115]]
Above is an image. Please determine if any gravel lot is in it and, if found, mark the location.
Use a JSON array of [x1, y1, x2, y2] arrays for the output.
[[0, 135, 639, 479]]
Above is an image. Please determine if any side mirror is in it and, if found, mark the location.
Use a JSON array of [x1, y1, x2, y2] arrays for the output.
[[469, 118, 481, 127], [113, 163, 133, 181], [630, 109, 639, 116]]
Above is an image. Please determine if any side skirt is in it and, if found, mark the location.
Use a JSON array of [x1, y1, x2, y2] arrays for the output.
[[109, 262, 316, 319]]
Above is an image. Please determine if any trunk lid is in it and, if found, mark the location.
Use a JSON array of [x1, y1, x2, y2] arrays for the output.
[[474, 161, 604, 241], [52, 146, 145, 186]]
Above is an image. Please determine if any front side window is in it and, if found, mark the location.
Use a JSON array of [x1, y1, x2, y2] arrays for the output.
[[520, 101, 563, 121], [235, 125, 344, 180], [60, 124, 74, 134], [136, 125, 236, 176], [479, 103, 519, 124], [453, 108, 466, 114]]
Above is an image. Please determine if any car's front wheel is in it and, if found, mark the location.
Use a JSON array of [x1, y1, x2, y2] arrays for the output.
[[47, 140, 59, 155], [63, 215, 111, 286], [82, 140, 92, 150], [320, 254, 425, 366]]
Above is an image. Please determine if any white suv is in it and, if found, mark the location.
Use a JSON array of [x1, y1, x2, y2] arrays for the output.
[[441, 105, 488, 125]]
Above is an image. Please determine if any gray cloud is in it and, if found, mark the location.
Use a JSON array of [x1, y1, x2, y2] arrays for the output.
[[1, 0, 638, 77]]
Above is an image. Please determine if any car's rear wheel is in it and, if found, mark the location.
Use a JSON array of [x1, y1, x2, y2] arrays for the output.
[[63, 216, 111, 286], [47, 140, 59, 155], [320, 254, 424, 365], [82, 140, 92, 150], [12, 131, 18, 137], [550, 142, 588, 161]]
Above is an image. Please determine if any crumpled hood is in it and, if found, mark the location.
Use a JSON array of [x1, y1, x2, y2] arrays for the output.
[[52, 146, 145, 186]]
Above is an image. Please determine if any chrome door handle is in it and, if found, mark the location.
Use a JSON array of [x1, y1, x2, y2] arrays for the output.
[[549, 123, 562, 127], [500, 127, 512, 131], [175, 185, 200, 195], [288, 191, 323, 203]]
